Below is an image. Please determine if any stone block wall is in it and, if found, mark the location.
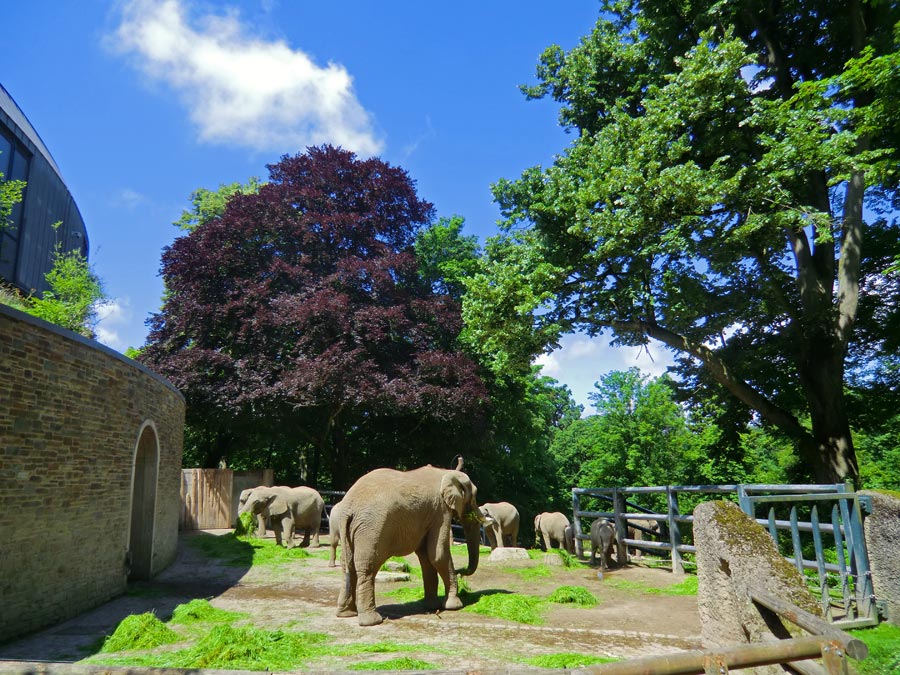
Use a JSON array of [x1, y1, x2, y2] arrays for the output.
[[0, 306, 184, 642]]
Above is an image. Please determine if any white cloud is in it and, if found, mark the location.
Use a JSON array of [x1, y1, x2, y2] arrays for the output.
[[111, 188, 149, 210], [94, 298, 132, 352], [111, 0, 383, 155], [534, 334, 676, 414]]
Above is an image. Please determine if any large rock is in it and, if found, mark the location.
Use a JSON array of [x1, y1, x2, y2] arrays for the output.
[[694, 501, 822, 675], [488, 547, 530, 563], [860, 489, 900, 624]]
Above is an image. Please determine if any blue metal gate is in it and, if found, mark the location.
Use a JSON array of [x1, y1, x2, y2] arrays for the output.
[[737, 484, 878, 628]]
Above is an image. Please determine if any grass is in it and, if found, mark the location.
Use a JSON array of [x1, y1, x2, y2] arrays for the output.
[[188, 532, 312, 566], [349, 657, 438, 670], [98, 613, 182, 653], [547, 585, 599, 607], [169, 599, 245, 625], [849, 622, 900, 675], [521, 653, 620, 668], [602, 574, 698, 596], [507, 563, 554, 580], [461, 591, 546, 625]]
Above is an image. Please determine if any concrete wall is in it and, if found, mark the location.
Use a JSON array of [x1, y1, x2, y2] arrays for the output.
[[860, 490, 900, 625], [0, 305, 184, 642]]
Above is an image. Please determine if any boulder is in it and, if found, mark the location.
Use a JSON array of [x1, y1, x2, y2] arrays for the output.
[[488, 547, 530, 563], [694, 501, 822, 675], [860, 489, 900, 624]]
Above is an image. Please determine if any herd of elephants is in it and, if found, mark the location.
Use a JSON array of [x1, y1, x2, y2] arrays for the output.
[[236, 463, 658, 626]]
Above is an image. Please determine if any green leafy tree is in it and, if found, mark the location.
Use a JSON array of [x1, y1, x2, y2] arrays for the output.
[[550, 369, 704, 498], [465, 1, 900, 484], [173, 177, 262, 231], [0, 169, 24, 229], [27, 241, 106, 338], [415, 215, 481, 300]]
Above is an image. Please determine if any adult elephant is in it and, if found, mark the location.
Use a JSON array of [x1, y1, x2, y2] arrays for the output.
[[479, 502, 520, 549], [238, 486, 324, 548], [328, 499, 345, 567], [336, 466, 491, 626], [534, 511, 572, 552]]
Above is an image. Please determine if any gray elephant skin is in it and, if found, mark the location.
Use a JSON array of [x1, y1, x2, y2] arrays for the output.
[[336, 465, 488, 626], [534, 511, 573, 552], [238, 486, 271, 536], [627, 518, 659, 559], [480, 501, 519, 549], [238, 485, 324, 549], [328, 499, 345, 567], [590, 518, 616, 570]]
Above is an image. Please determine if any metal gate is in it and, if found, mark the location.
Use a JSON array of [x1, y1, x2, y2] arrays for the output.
[[737, 484, 878, 628]]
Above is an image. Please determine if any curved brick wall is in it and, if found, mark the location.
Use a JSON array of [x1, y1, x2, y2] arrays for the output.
[[0, 305, 184, 642]]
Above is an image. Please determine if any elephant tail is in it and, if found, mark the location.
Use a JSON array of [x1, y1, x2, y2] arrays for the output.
[[338, 510, 355, 573]]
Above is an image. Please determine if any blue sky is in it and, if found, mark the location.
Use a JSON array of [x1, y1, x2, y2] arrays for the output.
[[4, 0, 672, 411]]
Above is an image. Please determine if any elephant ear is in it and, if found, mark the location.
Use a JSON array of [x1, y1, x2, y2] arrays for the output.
[[441, 471, 471, 520], [266, 491, 288, 515]]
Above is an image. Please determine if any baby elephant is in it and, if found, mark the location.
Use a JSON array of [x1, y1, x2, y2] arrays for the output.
[[589, 518, 616, 571]]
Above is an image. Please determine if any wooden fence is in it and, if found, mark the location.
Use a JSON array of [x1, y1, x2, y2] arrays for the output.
[[180, 468, 273, 530]]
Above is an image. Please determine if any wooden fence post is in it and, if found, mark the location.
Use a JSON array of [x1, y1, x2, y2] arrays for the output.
[[667, 486, 684, 575]]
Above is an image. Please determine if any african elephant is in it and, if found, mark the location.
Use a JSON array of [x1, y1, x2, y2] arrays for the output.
[[238, 486, 270, 536], [534, 511, 572, 552], [238, 485, 324, 548], [590, 518, 616, 571], [328, 499, 345, 567], [479, 502, 519, 549], [336, 465, 490, 626], [627, 517, 660, 559]]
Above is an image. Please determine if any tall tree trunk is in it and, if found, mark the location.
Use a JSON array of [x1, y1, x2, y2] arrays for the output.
[[797, 342, 860, 485]]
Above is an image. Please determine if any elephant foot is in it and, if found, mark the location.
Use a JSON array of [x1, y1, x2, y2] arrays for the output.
[[337, 608, 358, 618], [358, 610, 384, 626], [444, 595, 464, 611]]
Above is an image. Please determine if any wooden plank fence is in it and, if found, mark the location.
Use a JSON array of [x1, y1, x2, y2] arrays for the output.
[[180, 468, 273, 530]]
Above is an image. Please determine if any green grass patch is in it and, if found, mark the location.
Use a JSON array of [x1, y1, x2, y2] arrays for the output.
[[349, 657, 438, 670], [547, 585, 598, 607], [603, 574, 698, 596], [233, 511, 257, 537], [462, 591, 546, 625], [521, 653, 619, 668], [850, 622, 900, 675], [329, 642, 426, 657], [508, 563, 553, 580], [169, 599, 245, 625], [98, 613, 182, 652], [188, 532, 313, 566], [382, 587, 425, 603], [90, 624, 329, 670]]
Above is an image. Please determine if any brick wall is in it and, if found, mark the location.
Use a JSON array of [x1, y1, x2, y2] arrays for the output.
[[0, 305, 185, 642]]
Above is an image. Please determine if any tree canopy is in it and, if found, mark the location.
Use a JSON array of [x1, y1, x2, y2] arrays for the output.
[[142, 146, 489, 487], [464, 0, 900, 484]]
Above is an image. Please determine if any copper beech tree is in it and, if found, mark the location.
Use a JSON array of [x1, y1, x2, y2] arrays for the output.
[[142, 146, 488, 486]]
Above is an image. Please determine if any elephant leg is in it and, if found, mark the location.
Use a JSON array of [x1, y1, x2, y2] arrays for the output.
[[492, 524, 505, 549], [279, 514, 295, 548], [337, 562, 358, 617], [485, 528, 497, 550], [415, 547, 441, 610], [255, 513, 267, 538], [542, 533, 551, 551], [329, 539, 338, 567], [354, 561, 383, 626], [272, 519, 284, 547], [311, 524, 320, 548], [427, 529, 462, 611], [298, 526, 311, 548]]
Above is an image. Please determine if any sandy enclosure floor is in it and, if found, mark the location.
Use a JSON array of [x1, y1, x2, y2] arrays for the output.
[[0, 530, 703, 671]]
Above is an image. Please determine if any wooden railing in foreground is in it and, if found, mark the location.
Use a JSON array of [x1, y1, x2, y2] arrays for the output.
[[583, 586, 867, 675]]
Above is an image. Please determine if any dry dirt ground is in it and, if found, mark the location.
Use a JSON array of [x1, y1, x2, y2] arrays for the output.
[[0, 530, 703, 672]]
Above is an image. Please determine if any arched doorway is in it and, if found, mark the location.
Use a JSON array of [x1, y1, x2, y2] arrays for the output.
[[128, 422, 159, 581]]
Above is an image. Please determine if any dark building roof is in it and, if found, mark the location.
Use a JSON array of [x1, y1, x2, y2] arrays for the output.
[[0, 82, 89, 297]]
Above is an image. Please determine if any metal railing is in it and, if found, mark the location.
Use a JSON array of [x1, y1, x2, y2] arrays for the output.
[[571, 483, 879, 627]]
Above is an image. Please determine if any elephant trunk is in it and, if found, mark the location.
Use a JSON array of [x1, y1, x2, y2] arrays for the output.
[[458, 511, 484, 576]]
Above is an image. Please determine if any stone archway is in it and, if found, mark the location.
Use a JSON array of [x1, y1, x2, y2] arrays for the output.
[[128, 422, 160, 581]]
